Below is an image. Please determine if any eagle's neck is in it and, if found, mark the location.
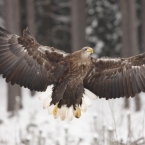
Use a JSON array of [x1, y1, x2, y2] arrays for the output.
[[68, 52, 91, 76], [70, 51, 91, 66], [81, 53, 90, 60]]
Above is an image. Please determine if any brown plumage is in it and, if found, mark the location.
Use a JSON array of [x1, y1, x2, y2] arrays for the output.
[[84, 55, 145, 100], [1, 27, 145, 120]]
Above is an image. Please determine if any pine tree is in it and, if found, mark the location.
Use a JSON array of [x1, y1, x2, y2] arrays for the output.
[[86, 0, 121, 57]]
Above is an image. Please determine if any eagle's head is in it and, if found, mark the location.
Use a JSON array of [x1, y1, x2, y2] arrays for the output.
[[81, 47, 93, 58]]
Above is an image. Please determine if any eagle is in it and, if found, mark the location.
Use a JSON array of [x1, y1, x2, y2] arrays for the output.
[[0, 27, 145, 121]]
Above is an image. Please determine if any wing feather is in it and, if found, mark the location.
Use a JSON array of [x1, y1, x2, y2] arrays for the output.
[[118, 73, 122, 97], [84, 53, 145, 99], [0, 27, 69, 91], [116, 77, 120, 98]]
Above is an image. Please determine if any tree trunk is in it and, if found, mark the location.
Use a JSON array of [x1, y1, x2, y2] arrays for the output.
[[3, 0, 14, 31], [141, 0, 145, 52], [3, 0, 22, 113], [26, 0, 36, 97], [26, 0, 36, 36], [13, 0, 21, 35], [71, 0, 86, 52], [119, 0, 141, 110], [120, 0, 138, 57]]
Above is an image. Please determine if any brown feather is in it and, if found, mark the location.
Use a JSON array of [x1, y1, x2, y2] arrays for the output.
[[0, 27, 69, 91], [84, 53, 145, 99]]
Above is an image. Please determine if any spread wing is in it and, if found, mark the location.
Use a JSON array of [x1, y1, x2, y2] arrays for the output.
[[84, 53, 145, 99], [0, 27, 69, 91]]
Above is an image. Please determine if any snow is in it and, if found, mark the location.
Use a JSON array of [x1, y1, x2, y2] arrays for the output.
[[0, 75, 145, 144]]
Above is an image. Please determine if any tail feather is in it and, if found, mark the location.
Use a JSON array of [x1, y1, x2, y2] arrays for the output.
[[83, 94, 92, 107], [80, 97, 87, 112], [43, 96, 52, 109], [53, 109, 60, 119], [84, 88, 98, 99], [67, 106, 74, 121], [48, 105, 54, 115], [39, 86, 96, 121], [59, 105, 68, 121], [38, 85, 53, 100]]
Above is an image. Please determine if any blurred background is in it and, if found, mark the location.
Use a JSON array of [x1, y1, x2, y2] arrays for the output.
[[0, 0, 145, 145]]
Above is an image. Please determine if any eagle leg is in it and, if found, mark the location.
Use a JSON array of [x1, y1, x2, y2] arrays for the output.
[[53, 103, 58, 115], [74, 107, 81, 118]]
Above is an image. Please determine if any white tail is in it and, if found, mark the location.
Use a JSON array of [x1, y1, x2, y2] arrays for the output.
[[38, 86, 97, 121]]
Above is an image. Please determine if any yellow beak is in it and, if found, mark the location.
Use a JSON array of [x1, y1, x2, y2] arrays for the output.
[[87, 48, 93, 53]]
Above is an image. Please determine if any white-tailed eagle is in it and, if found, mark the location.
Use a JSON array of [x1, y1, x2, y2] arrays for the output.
[[0, 27, 144, 120]]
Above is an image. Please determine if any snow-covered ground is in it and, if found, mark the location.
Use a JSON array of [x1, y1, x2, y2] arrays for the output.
[[0, 76, 145, 145]]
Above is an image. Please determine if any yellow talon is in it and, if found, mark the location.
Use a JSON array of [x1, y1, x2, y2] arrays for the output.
[[53, 103, 58, 115], [74, 107, 81, 118]]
